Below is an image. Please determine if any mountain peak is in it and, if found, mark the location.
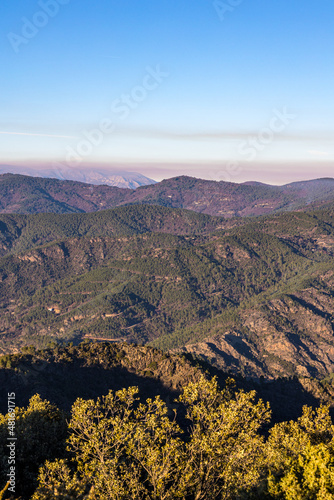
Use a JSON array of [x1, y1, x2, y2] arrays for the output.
[[0, 164, 156, 189]]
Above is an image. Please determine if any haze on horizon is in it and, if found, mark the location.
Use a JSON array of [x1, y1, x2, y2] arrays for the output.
[[1, 0, 333, 185]]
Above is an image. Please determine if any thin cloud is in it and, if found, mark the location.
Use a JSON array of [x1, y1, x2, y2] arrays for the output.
[[0, 131, 78, 139], [113, 126, 332, 143], [307, 150, 329, 156]]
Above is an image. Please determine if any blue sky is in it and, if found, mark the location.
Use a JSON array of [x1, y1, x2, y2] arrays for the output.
[[1, 0, 333, 183]]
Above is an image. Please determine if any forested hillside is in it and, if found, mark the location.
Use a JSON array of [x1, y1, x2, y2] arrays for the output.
[[0, 204, 224, 257], [1, 202, 334, 380]]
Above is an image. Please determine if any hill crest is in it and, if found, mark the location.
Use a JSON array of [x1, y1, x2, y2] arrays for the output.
[[1, 173, 334, 216]]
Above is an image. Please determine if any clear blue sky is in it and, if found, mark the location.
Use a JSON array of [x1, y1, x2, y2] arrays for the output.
[[1, 0, 333, 183]]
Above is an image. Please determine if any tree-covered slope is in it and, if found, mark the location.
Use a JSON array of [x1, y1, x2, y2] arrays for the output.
[[0, 204, 225, 258], [1, 202, 334, 380]]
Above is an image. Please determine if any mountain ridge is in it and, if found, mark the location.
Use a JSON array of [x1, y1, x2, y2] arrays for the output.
[[1, 173, 334, 216], [0, 165, 156, 188]]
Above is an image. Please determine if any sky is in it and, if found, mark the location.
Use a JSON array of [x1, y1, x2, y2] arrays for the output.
[[0, 0, 333, 184]]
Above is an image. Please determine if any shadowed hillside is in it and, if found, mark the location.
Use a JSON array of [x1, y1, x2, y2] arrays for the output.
[[1, 341, 334, 425]]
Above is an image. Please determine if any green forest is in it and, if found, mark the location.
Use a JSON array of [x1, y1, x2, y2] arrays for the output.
[[1, 203, 334, 379]]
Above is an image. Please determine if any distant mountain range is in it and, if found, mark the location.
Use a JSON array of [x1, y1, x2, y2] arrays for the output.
[[1, 172, 334, 216], [0, 165, 156, 189]]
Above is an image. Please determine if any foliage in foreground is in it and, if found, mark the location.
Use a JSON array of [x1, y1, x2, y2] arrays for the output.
[[0, 395, 68, 498], [1, 377, 334, 499], [32, 377, 269, 500]]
